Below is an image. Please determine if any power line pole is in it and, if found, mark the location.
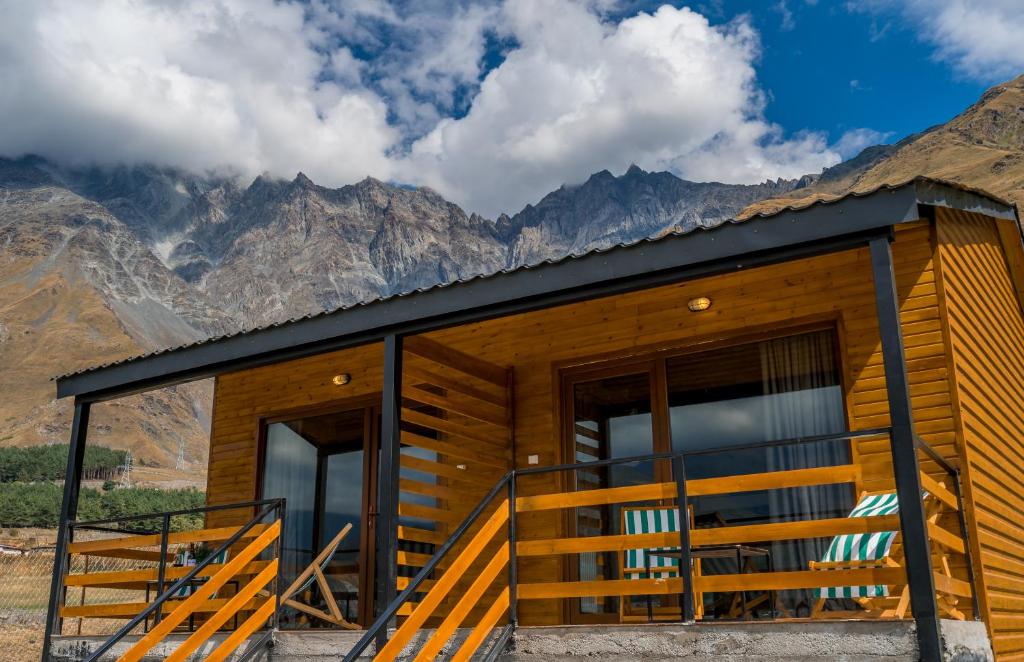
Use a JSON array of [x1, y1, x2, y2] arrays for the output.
[[118, 450, 133, 489]]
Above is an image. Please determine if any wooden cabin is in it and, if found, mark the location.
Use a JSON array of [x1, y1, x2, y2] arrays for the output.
[[47, 178, 1024, 661]]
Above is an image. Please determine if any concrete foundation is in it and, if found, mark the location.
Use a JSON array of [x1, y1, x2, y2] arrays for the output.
[[51, 619, 992, 661]]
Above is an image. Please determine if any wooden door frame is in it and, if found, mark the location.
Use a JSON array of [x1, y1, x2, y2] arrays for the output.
[[556, 319, 850, 625], [256, 393, 382, 627]]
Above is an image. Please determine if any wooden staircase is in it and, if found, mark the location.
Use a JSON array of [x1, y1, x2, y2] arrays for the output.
[[58, 500, 284, 662]]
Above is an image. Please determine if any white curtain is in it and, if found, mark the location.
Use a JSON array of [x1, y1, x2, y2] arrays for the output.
[[761, 331, 848, 611], [262, 423, 317, 583]]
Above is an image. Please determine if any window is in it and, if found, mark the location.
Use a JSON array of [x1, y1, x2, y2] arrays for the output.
[[564, 328, 851, 621]]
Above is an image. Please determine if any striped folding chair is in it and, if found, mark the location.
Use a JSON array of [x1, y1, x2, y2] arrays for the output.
[[621, 506, 702, 621], [810, 489, 963, 620], [623, 507, 682, 580]]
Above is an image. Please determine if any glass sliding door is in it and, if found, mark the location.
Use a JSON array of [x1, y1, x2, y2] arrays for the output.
[[562, 327, 851, 623], [261, 405, 378, 628], [666, 328, 850, 618], [567, 366, 659, 622]]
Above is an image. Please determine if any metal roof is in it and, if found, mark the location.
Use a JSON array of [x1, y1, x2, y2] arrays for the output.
[[55, 176, 1019, 401]]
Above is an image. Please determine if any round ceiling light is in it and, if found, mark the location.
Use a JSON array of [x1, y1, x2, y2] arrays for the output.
[[687, 296, 712, 312]]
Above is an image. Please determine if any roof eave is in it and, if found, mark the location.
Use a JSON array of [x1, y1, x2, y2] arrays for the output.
[[56, 178, 1016, 402]]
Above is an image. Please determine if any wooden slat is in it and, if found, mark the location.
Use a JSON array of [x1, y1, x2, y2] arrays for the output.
[[414, 543, 510, 662], [919, 471, 960, 512], [400, 477, 458, 501], [519, 577, 680, 600], [377, 502, 509, 661], [397, 525, 446, 546], [78, 549, 172, 562], [402, 385, 508, 428], [404, 335, 508, 387], [450, 587, 510, 662], [691, 515, 901, 547], [203, 597, 276, 662], [515, 465, 862, 514], [399, 502, 463, 526], [933, 571, 974, 598], [165, 561, 279, 662], [67, 524, 269, 555], [697, 567, 905, 593], [927, 521, 967, 554], [400, 455, 500, 487], [517, 532, 676, 557], [402, 409, 507, 450], [401, 430, 508, 469], [516, 482, 673, 513], [65, 560, 272, 588], [60, 597, 262, 619], [404, 364, 507, 408], [516, 515, 901, 557], [117, 520, 280, 662], [687, 464, 862, 497]]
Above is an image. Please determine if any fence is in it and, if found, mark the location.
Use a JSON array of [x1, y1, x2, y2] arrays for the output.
[[1, 544, 141, 662]]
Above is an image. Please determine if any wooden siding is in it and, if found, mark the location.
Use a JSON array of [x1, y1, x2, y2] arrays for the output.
[[205, 220, 970, 628], [423, 220, 962, 625], [205, 342, 385, 528], [935, 208, 1024, 661]]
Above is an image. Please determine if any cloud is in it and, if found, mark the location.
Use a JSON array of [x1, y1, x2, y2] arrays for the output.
[[0, 0, 398, 184], [400, 2, 846, 215], [832, 128, 891, 159], [774, 1, 796, 31], [856, 0, 1024, 81], [0, 0, 858, 217]]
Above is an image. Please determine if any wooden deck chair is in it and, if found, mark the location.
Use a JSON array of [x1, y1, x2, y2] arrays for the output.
[[621, 506, 703, 621], [280, 523, 359, 629], [809, 490, 965, 620]]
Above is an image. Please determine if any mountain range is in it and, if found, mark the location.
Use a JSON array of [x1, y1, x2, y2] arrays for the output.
[[2, 74, 1023, 486]]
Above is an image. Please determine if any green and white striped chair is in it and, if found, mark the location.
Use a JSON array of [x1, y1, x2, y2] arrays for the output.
[[622, 507, 682, 580], [810, 489, 962, 620], [813, 491, 901, 602]]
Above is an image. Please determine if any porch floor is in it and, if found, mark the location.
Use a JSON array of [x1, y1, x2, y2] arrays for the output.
[[50, 619, 991, 661]]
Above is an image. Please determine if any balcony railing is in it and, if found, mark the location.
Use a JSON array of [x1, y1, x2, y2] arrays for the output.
[[347, 427, 977, 662]]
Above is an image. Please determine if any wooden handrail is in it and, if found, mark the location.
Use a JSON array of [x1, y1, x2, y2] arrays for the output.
[[451, 587, 510, 662], [375, 501, 509, 661], [117, 519, 281, 662], [163, 561, 279, 662], [413, 542, 510, 662]]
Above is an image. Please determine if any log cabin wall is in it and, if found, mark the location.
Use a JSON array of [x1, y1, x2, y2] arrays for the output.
[[934, 208, 1024, 661], [204, 219, 967, 627]]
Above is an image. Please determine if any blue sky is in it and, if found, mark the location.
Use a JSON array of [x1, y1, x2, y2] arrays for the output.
[[1, 0, 1021, 217], [699, 1, 989, 144]]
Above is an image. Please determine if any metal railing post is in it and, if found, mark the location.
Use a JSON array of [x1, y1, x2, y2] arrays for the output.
[[154, 513, 171, 625], [671, 455, 696, 623], [870, 235, 941, 662], [272, 498, 286, 631], [43, 399, 91, 662], [507, 473, 518, 627], [951, 469, 981, 620]]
